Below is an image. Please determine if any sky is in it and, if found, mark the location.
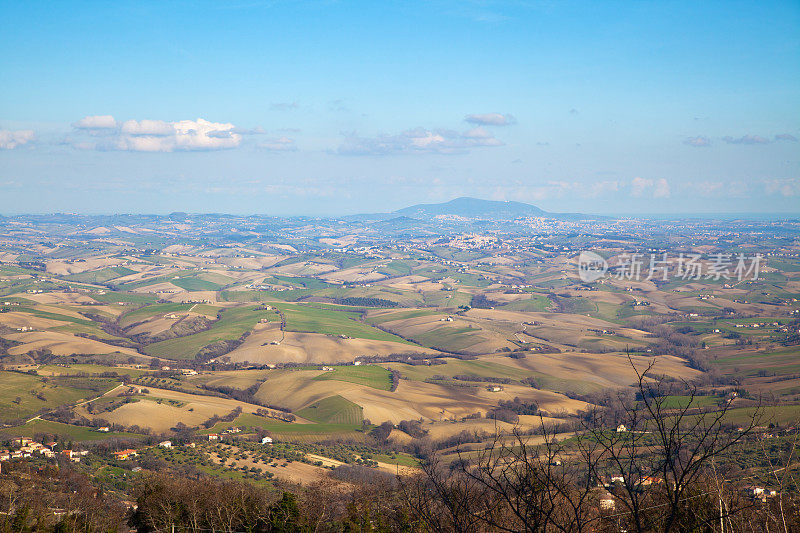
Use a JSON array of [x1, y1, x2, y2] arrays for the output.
[[1, 0, 798, 216]]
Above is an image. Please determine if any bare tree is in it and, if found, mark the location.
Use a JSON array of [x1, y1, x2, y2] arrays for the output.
[[404, 356, 766, 533], [582, 356, 761, 533]]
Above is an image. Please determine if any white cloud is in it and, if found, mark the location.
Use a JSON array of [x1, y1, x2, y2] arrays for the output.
[[631, 177, 670, 198], [270, 101, 298, 111], [653, 178, 670, 198], [630, 177, 652, 197], [763, 178, 800, 197], [171, 119, 240, 151], [260, 136, 297, 151], [72, 115, 117, 129], [71, 116, 247, 152], [484, 180, 620, 203], [338, 127, 503, 155], [688, 181, 723, 196], [722, 134, 770, 145], [684, 136, 711, 147], [120, 119, 173, 136], [0, 129, 35, 149], [464, 113, 516, 126]]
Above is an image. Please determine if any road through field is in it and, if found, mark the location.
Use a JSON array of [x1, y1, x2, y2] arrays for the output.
[[25, 382, 125, 424]]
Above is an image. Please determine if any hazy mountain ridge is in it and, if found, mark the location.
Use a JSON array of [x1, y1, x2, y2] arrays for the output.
[[395, 197, 548, 218]]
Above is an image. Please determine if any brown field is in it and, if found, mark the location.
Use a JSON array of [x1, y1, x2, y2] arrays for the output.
[[6, 330, 141, 358], [163, 291, 221, 304], [374, 312, 519, 353], [0, 312, 67, 330], [194, 369, 274, 390], [45, 257, 125, 276], [483, 352, 701, 388], [253, 369, 583, 424], [466, 308, 650, 348], [125, 315, 191, 336], [423, 418, 568, 441], [225, 323, 434, 364], [269, 261, 338, 277], [209, 444, 332, 485], [131, 281, 186, 294], [76, 386, 266, 432], [23, 292, 99, 305], [319, 267, 386, 283]]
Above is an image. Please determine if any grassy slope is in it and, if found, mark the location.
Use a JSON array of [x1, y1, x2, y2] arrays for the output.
[[37, 363, 148, 378], [383, 358, 523, 382], [313, 365, 392, 391], [62, 267, 136, 284], [143, 305, 274, 360], [296, 395, 363, 425], [280, 304, 413, 344], [0, 371, 116, 422], [118, 303, 195, 326], [0, 419, 142, 441]]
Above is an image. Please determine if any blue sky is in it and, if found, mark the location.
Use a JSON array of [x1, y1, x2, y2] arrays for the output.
[[1, 0, 798, 215]]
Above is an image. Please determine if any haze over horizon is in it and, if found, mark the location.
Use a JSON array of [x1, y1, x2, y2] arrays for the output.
[[1, 1, 798, 216]]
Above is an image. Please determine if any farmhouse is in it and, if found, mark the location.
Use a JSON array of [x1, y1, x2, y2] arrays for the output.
[[60, 450, 81, 462], [113, 449, 138, 460], [599, 493, 616, 511]]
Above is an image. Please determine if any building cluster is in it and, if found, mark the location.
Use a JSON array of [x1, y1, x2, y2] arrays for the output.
[[0, 437, 88, 463]]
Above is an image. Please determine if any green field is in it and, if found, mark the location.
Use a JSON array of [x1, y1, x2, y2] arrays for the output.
[[297, 395, 363, 425], [119, 302, 196, 326], [13, 305, 95, 326], [383, 358, 522, 382], [270, 275, 335, 290], [62, 266, 136, 284], [720, 405, 800, 426], [0, 371, 117, 422], [90, 291, 159, 304], [37, 363, 148, 379], [170, 275, 226, 292], [143, 305, 274, 359], [422, 290, 472, 308], [366, 309, 441, 325], [382, 356, 603, 395], [279, 303, 413, 344], [220, 288, 315, 302], [313, 365, 393, 391], [501, 293, 553, 312], [53, 322, 128, 341], [199, 413, 362, 440], [376, 260, 414, 277], [0, 419, 142, 441], [712, 347, 800, 377], [117, 269, 197, 290], [409, 324, 488, 352], [646, 395, 721, 409]]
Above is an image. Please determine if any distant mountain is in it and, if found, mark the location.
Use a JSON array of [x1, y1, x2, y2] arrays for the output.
[[342, 196, 608, 222], [394, 197, 548, 219]]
